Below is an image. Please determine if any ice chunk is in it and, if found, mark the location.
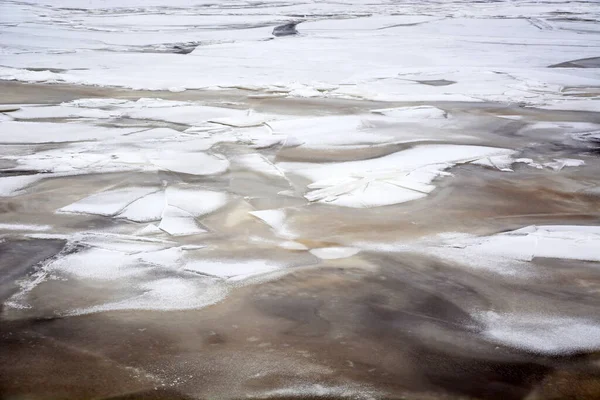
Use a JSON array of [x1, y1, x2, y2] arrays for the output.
[[279, 144, 514, 208], [310, 247, 360, 260], [544, 158, 585, 171], [117, 190, 166, 222], [165, 186, 228, 217], [0, 175, 44, 196], [0, 223, 51, 231], [158, 206, 206, 236], [59, 187, 158, 216], [185, 259, 280, 280], [371, 106, 447, 120], [447, 225, 600, 263], [0, 121, 138, 143], [249, 209, 286, 231], [49, 248, 143, 281], [76, 277, 227, 314], [150, 152, 229, 176], [478, 312, 600, 354]]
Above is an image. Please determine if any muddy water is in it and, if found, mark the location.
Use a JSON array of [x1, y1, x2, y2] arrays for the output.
[[1, 82, 600, 399]]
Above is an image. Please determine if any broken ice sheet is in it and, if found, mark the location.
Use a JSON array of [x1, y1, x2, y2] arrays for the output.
[[462, 225, 600, 263], [76, 277, 227, 315], [117, 190, 166, 222], [165, 186, 228, 217], [158, 206, 207, 237], [0, 121, 140, 143], [310, 247, 360, 260], [58, 187, 159, 217], [184, 259, 281, 281], [477, 311, 600, 354], [278, 144, 515, 208], [370, 105, 448, 120], [149, 151, 229, 176], [267, 115, 394, 149], [0, 174, 45, 197]]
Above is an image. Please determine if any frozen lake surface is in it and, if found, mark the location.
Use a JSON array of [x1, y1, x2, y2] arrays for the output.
[[1, 1, 600, 399]]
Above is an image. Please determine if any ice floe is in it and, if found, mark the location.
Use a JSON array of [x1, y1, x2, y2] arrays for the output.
[[279, 144, 515, 208], [58, 187, 158, 216], [158, 205, 207, 237], [310, 247, 360, 260], [478, 311, 600, 354]]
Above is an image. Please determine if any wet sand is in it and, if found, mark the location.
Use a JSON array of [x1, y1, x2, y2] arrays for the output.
[[1, 81, 600, 399]]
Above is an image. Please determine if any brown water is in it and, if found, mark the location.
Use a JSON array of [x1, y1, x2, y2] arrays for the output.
[[1, 82, 600, 400]]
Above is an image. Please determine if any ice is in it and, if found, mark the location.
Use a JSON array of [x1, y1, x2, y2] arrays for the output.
[[0, 175, 45, 196], [371, 106, 447, 120], [279, 144, 514, 208], [249, 209, 286, 232], [2, 7, 599, 105], [117, 190, 166, 223], [544, 158, 585, 172], [158, 205, 207, 237], [0, 223, 51, 231], [268, 115, 394, 149], [49, 247, 145, 281], [150, 151, 229, 176], [0, 121, 139, 143], [185, 259, 281, 280], [165, 186, 228, 217], [76, 277, 227, 314], [6, 104, 118, 120], [471, 154, 515, 172], [478, 312, 600, 354], [233, 154, 287, 179], [208, 114, 268, 128], [310, 247, 360, 260], [59, 187, 158, 217], [443, 225, 600, 264]]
